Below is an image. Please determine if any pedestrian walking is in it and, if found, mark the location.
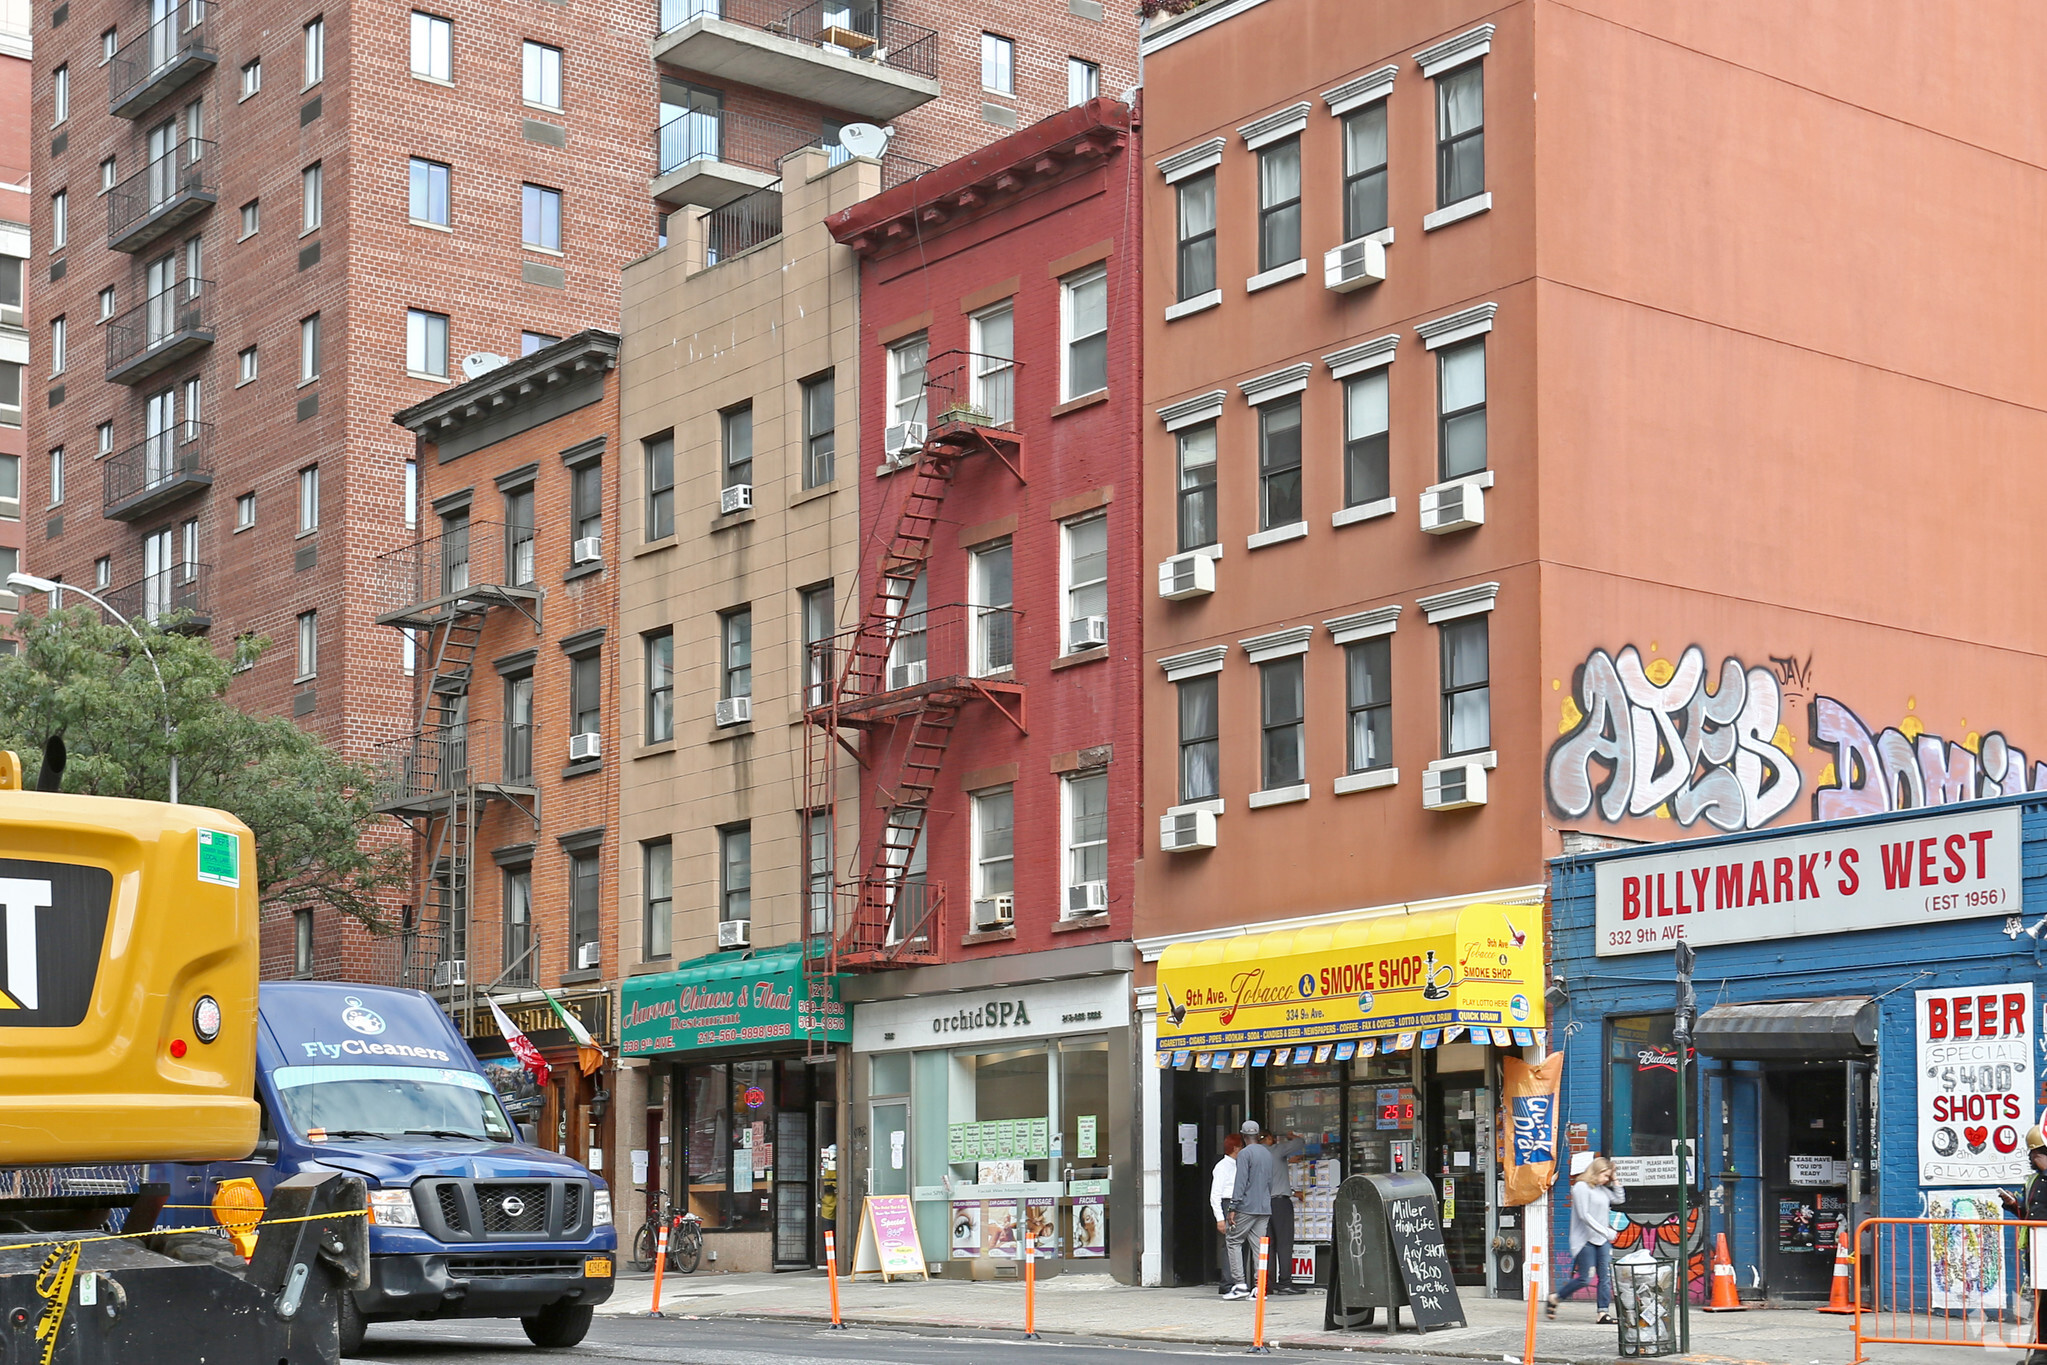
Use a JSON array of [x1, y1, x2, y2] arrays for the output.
[[1999, 1124, 2047, 1363], [1549, 1151, 1626, 1324], [1262, 1129, 1307, 1293], [1210, 1133, 1243, 1295], [1224, 1120, 1276, 1301]]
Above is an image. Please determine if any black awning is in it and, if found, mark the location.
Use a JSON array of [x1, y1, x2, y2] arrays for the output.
[[1692, 997, 1877, 1060]]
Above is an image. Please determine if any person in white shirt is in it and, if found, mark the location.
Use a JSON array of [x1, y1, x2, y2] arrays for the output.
[[1210, 1133, 1244, 1294], [1550, 1151, 1626, 1323]]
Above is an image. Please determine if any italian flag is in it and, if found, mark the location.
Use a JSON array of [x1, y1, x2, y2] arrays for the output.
[[542, 987, 605, 1076], [487, 996, 552, 1088]]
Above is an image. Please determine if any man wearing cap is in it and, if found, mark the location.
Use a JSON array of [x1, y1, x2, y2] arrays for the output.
[[1262, 1129, 1308, 1293], [1224, 1120, 1276, 1301]]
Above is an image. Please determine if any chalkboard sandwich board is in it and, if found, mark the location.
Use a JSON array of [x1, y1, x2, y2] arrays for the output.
[[1324, 1173, 1466, 1334]]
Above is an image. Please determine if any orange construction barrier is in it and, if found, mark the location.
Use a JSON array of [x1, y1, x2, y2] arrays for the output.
[[1250, 1235, 1272, 1353], [1850, 1216, 2047, 1364], [1023, 1240, 1039, 1340], [824, 1229, 845, 1331], [1704, 1234, 1745, 1312], [1819, 1234, 1855, 1314], [648, 1219, 670, 1318], [1521, 1272, 1540, 1361]]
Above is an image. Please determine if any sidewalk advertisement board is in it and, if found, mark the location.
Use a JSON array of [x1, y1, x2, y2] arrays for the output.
[[850, 1195, 928, 1281]]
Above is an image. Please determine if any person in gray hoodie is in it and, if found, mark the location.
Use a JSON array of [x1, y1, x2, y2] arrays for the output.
[[1224, 1120, 1277, 1300], [1549, 1152, 1626, 1323]]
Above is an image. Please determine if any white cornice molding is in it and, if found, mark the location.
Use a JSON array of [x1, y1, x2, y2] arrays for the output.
[[1155, 389, 1226, 431], [1240, 625, 1313, 663], [1323, 64, 1396, 116], [1159, 645, 1228, 681], [1417, 581, 1500, 623], [1323, 333, 1399, 379], [1237, 362, 1312, 406], [1416, 301, 1497, 350], [1140, 0, 1272, 56], [1238, 101, 1310, 151], [1325, 605, 1401, 644], [1414, 23, 1493, 78], [1156, 137, 1224, 185]]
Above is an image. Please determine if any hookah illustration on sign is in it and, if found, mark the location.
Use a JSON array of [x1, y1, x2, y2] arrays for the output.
[[1421, 950, 1453, 1002]]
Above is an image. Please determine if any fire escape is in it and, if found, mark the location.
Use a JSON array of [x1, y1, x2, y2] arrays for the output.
[[802, 353, 1026, 1018], [373, 517, 543, 1025]]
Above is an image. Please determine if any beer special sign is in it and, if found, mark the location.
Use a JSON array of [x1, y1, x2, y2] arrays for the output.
[[1593, 806, 2020, 956], [1916, 983, 2033, 1187]]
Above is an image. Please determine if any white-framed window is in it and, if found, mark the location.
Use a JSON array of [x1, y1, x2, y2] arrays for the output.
[[969, 539, 1013, 674], [240, 58, 262, 99], [1346, 635, 1392, 773], [93, 556, 110, 588], [303, 17, 325, 88], [806, 810, 833, 936], [1344, 368, 1390, 508], [301, 162, 323, 233], [1060, 512, 1107, 654], [644, 839, 673, 959], [1257, 136, 1302, 271], [48, 316, 66, 376], [99, 157, 116, 193], [1259, 654, 1305, 790], [51, 192, 67, 251], [1435, 62, 1484, 208], [406, 309, 450, 378], [800, 581, 834, 708], [1343, 100, 1388, 241], [521, 183, 562, 251], [1257, 394, 1302, 530], [101, 28, 118, 64], [644, 628, 673, 742], [980, 32, 1013, 94], [97, 286, 115, 321], [0, 455, 18, 517], [1438, 337, 1485, 479], [409, 12, 452, 80], [1177, 673, 1219, 803], [1440, 614, 1489, 756], [1061, 770, 1109, 916], [298, 465, 319, 532], [887, 333, 927, 428], [1176, 422, 1217, 552], [972, 785, 1014, 900], [294, 909, 314, 975], [1061, 265, 1108, 399], [237, 345, 257, 385], [0, 363, 17, 429], [296, 609, 318, 679], [403, 459, 418, 528], [96, 422, 113, 456], [521, 331, 559, 357], [240, 199, 259, 238], [46, 448, 60, 506], [1175, 172, 1216, 302], [718, 823, 751, 922], [1067, 57, 1099, 106], [720, 402, 751, 489], [522, 41, 562, 109], [720, 606, 752, 700], [886, 573, 927, 685], [235, 491, 255, 530], [52, 64, 68, 126], [969, 301, 1013, 425], [299, 313, 321, 382], [409, 158, 451, 226]]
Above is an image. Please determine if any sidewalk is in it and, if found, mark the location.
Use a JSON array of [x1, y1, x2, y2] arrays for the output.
[[596, 1268, 2004, 1363]]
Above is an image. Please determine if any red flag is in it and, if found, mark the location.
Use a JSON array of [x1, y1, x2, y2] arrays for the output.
[[488, 997, 552, 1088]]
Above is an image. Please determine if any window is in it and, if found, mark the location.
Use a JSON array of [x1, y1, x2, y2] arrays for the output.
[[48, 317, 65, 376], [1605, 1015, 1700, 1176], [45, 448, 60, 506], [645, 435, 674, 540], [980, 33, 1013, 94], [240, 58, 261, 98], [644, 629, 673, 742], [52, 65, 68, 125], [887, 334, 926, 428], [1261, 655, 1306, 789], [570, 459, 599, 547], [800, 372, 835, 487], [806, 809, 833, 935], [1177, 674, 1219, 803], [522, 41, 561, 109], [293, 909, 313, 975], [297, 465, 319, 532], [1062, 267, 1109, 399], [970, 540, 1013, 674], [87, 555, 108, 590], [1436, 63, 1484, 208], [409, 12, 452, 80], [1176, 173, 1216, 302], [1438, 338, 1486, 479], [720, 403, 752, 489], [520, 331, 559, 356], [1346, 637, 1392, 772], [570, 650, 601, 739], [504, 486, 535, 584], [643, 840, 673, 959], [184, 234, 203, 293], [51, 192, 66, 251], [970, 303, 1014, 425], [99, 157, 116, 193], [185, 95, 205, 143], [302, 17, 325, 87], [1344, 101, 1389, 240], [1061, 514, 1107, 653], [501, 867, 532, 985], [521, 184, 561, 251], [718, 824, 751, 922], [301, 163, 322, 233], [506, 667, 535, 782], [0, 455, 17, 516], [235, 492, 255, 529], [568, 849, 598, 969], [406, 309, 449, 378], [237, 345, 257, 384], [1176, 423, 1217, 552], [409, 158, 451, 226], [1067, 57, 1099, 106], [1063, 771, 1108, 913], [800, 582, 833, 708], [97, 286, 114, 322], [102, 28, 118, 64], [1344, 369, 1390, 507], [720, 607, 752, 700], [296, 610, 318, 679], [96, 422, 112, 456], [973, 786, 1014, 900], [240, 200, 259, 238], [0, 363, 16, 427], [1258, 395, 1303, 530], [0, 256, 18, 324], [299, 314, 320, 381], [1258, 137, 1302, 272], [1440, 615, 1489, 756], [0, 549, 17, 608]]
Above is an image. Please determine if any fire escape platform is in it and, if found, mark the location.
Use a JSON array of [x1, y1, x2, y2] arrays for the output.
[[822, 674, 1024, 727], [925, 419, 1024, 480], [376, 583, 542, 631]]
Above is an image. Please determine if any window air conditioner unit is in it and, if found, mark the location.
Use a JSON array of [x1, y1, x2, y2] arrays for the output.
[[717, 919, 752, 950], [1323, 237, 1387, 292], [887, 658, 927, 691], [569, 731, 602, 762], [719, 483, 752, 515], [884, 422, 927, 457], [571, 536, 602, 564], [715, 696, 752, 727], [1067, 880, 1109, 915], [1422, 761, 1488, 811], [972, 893, 1015, 930], [1068, 615, 1109, 651], [1157, 552, 1216, 601], [576, 942, 601, 971], [1420, 480, 1485, 534], [433, 959, 467, 988], [1159, 807, 1218, 852]]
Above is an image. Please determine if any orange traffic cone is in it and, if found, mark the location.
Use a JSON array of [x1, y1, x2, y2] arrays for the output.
[[1703, 1234, 1745, 1312], [1816, 1233, 1856, 1313]]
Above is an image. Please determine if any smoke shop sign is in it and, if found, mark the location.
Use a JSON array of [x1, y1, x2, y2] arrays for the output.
[[620, 946, 849, 1056], [1593, 805, 2020, 957], [853, 975, 1131, 1051]]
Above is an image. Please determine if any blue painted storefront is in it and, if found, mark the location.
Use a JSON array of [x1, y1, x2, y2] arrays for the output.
[[1547, 794, 2047, 1302]]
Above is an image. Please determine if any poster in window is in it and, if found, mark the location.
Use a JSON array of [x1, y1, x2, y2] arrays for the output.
[[1924, 1189, 2004, 1312], [1025, 1196, 1059, 1256], [951, 1201, 982, 1259], [1077, 1114, 1098, 1160], [734, 1127, 755, 1194], [983, 1199, 1021, 1258], [978, 1159, 1025, 1185], [948, 1124, 967, 1162], [1070, 1195, 1107, 1257], [1916, 984, 2032, 1187]]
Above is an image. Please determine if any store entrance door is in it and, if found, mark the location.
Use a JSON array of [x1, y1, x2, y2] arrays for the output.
[[870, 1101, 909, 1198], [1424, 1052, 1489, 1286], [1761, 1062, 1848, 1300]]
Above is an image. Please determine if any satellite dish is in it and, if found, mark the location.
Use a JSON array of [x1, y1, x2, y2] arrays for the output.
[[461, 352, 510, 379], [838, 123, 891, 160]]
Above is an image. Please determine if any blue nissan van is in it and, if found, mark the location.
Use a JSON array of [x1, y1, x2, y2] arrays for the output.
[[154, 982, 615, 1353]]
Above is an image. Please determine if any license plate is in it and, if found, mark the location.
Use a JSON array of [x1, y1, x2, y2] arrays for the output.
[[584, 1258, 613, 1278]]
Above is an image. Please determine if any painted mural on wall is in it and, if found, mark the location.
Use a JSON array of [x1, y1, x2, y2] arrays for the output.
[[1547, 644, 2047, 833]]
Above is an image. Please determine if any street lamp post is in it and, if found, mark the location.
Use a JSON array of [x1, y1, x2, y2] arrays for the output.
[[7, 572, 179, 804]]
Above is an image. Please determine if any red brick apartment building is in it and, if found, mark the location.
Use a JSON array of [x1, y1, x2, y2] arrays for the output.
[[1132, 0, 2047, 1299], [387, 329, 621, 1165], [1, 1, 30, 632]]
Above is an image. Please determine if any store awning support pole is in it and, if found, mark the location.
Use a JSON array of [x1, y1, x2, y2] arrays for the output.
[[1673, 940, 1697, 1356]]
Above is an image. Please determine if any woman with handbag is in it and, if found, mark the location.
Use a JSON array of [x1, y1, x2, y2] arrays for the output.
[[1550, 1152, 1626, 1324]]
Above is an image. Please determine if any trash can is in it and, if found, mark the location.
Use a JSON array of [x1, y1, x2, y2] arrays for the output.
[[1613, 1253, 1677, 1357]]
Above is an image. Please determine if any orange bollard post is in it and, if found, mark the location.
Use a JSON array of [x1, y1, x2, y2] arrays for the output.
[[1023, 1240, 1039, 1340], [824, 1229, 846, 1331], [1522, 1270, 1539, 1363], [648, 1219, 671, 1318], [1704, 1234, 1746, 1312], [1249, 1235, 1272, 1354], [1817, 1235, 1856, 1313]]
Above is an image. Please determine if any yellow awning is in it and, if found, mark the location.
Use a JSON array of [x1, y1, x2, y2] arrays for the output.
[[1154, 903, 1544, 1054]]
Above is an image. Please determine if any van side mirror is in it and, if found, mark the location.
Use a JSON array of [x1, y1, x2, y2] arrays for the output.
[[519, 1123, 539, 1145]]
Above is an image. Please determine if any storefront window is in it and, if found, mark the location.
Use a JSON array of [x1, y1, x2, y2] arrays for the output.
[[1607, 1013, 1699, 1181], [685, 1063, 729, 1227], [1345, 1051, 1416, 1176], [1059, 1037, 1110, 1173], [961, 1045, 1051, 1180], [727, 1059, 775, 1232]]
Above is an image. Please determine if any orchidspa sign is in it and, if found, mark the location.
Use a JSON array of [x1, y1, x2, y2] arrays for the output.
[[1916, 983, 2033, 1187], [1592, 806, 2020, 956]]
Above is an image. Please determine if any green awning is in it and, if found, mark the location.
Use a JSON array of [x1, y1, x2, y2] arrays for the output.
[[619, 944, 848, 1058]]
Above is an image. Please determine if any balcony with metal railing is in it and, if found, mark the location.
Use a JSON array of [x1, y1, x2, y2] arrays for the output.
[[105, 280, 214, 386], [108, 139, 217, 254], [807, 603, 1024, 725], [373, 720, 542, 817], [103, 423, 214, 521], [653, 0, 938, 122], [654, 107, 815, 209], [109, 2, 218, 119], [102, 562, 212, 632], [373, 518, 544, 630], [702, 184, 784, 265]]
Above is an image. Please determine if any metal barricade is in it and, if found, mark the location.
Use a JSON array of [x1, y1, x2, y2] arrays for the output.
[[1852, 1216, 2046, 1363], [1614, 1254, 1678, 1357]]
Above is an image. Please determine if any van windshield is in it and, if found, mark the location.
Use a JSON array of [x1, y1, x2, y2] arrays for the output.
[[272, 1064, 516, 1142]]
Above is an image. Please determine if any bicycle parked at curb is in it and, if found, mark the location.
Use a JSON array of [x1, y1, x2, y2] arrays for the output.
[[630, 1192, 703, 1275]]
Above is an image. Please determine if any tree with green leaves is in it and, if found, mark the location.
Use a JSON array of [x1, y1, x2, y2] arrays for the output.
[[0, 605, 405, 931]]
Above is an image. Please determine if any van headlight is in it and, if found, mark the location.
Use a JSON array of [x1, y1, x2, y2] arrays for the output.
[[592, 1189, 611, 1227], [368, 1189, 420, 1227]]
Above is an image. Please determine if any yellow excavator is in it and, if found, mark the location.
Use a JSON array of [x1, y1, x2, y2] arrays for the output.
[[0, 740, 367, 1363]]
